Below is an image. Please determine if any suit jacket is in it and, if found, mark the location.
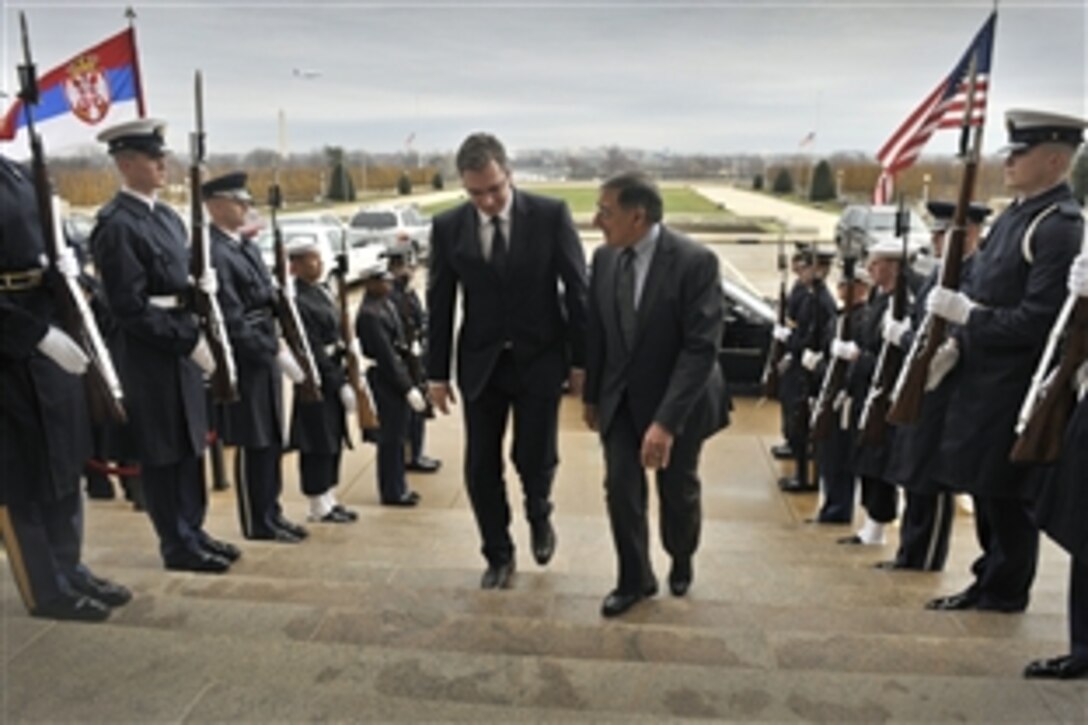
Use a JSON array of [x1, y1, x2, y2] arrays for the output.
[[584, 226, 729, 441], [426, 189, 588, 402]]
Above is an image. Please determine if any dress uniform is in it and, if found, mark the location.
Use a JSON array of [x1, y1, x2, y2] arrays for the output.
[[91, 120, 235, 573], [780, 251, 837, 493], [1026, 251, 1088, 680], [928, 109, 1086, 612], [812, 269, 870, 524], [837, 243, 910, 546], [356, 255, 426, 506], [771, 248, 815, 461], [203, 172, 307, 542], [386, 243, 441, 473], [881, 202, 989, 571], [285, 235, 357, 523], [0, 154, 130, 620]]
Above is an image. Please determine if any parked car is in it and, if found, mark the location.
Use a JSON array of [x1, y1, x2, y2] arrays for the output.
[[252, 222, 371, 287], [347, 204, 432, 259], [834, 204, 932, 261], [719, 278, 776, 396]]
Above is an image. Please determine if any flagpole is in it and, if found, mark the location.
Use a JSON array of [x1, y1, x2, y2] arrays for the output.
[[125, 6, 147, 117]]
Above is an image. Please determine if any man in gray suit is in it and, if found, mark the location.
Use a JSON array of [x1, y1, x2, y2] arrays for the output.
[[583, 172, 730, 618]]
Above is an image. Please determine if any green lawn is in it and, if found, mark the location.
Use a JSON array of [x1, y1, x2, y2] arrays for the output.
[[420, 184, 731, 218]]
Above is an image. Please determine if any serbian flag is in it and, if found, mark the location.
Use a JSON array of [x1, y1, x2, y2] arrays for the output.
[[0, 26, 146, 150]]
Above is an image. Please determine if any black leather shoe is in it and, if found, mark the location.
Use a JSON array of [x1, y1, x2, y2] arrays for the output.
[[601, 582, 659, 618], [480, 560, 516, 590], [33, 594, 111, 622], [837, 535, 864, 545], [70, 572, 132, 607], [332, 504, 358, 521], [164, 549, 231, 574], [770, 443, 794, 460], [250, 527, 302, 543], [668, 558, 693, 597], [805, 516, 851, 525], [273, 516, 309, 539], [382, 491, 421, 507], [201, 537, 242, 562], [1024, 655, 1088, 680], [406, 456, 441, 473], [310, 508, 355, 524], [779, 477, 818, 494], [530, 519, 556, 566], [925, 589, 979, 611], [873, 560, 908, 570]]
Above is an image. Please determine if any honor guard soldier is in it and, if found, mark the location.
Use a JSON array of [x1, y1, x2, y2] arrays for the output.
[[386, 241, 442, 473], [203, 172, 308, 543], [1025, 250, 1088, 681], [810, 263, 871, 525], [285, 235, 357, 523], [779, 249, 836, 493], [90, 119, 237, 573], [771, 245, 817, 461], [880, 201, 990, 571], [356, 252, 426, 506], [926, 109, 1086, 612], [1, 153, 131, 620]]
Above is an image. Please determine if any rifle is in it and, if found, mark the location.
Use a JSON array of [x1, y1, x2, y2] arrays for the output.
[[810, 254, 859, 441], [267, 184, 322, 402], [761, 232, 788, 397], [189, 70, 238, 403], [335, 231, 380, 430], [1009, 289, 1088, 463], [17, 12, 126, 424], [858, 198, 911, 444], [887, 52, 984, 425]]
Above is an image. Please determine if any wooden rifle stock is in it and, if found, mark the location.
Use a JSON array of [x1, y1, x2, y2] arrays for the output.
[[17, 12, 126, 424], [761, 235, 789, 397], [335, 239, 379, 430], [188, 71, 238, 403], [268, 184, 323, 402], [1009, 295, 1088, 463], [810, 257, 858, 442]]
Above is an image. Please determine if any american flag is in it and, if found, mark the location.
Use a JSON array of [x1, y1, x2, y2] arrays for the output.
[[873, 12, 996, 204]]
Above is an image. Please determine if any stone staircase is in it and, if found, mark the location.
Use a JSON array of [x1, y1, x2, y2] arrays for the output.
[[3, 398, 1085, 722]]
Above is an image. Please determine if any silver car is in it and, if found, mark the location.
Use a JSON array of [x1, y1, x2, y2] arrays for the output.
[[347, 204, 432, 259]]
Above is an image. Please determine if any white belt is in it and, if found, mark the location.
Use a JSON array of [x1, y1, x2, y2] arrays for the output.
[[149, 295, 185, 310]]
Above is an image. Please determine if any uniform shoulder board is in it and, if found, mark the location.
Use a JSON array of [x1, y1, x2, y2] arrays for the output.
[[1056, 198, 1083, 218]]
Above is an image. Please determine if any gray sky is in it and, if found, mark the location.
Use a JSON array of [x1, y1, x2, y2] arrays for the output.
[[1, 0, 1084, 158]]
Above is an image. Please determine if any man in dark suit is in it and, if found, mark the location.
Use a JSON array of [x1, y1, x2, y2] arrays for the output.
[[583, 172, 729, 617], [427, 133, 588, 589]]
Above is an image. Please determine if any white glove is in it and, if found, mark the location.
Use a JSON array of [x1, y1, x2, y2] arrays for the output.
[[882, 315, 910, 348], [339, 383, 357, 412], [197, 269, 219, 297], [277, 348, 306, 384], [37, 326, 89, 374], [406, 387, 427, 413], [55, 248, 80, 278], [411, 339, 423, 357], [773, 324, 792, 343], [776, 352, 793, 376], [801, 349, 823, 371], [1074, 360, 1088, 401], [831, 339, 860, 361], [925, 338, 959, 392], [348, 337, 363, 360], [926, 287, 975, 326], [190, 334, 217, 376], [1068, 253, 1088, 298]]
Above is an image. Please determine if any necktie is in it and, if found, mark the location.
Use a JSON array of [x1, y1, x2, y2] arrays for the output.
[[616, 247, 637, 349], [490, 215, 507, 274]]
